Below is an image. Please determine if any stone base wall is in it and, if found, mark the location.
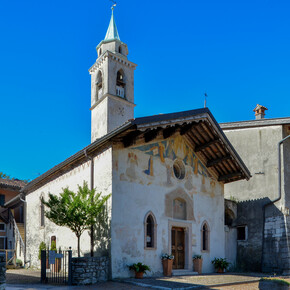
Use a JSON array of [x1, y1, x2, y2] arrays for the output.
[[0, 257, 6, 290], [263, 214, 290, 274], [71, 256, 109, 285]]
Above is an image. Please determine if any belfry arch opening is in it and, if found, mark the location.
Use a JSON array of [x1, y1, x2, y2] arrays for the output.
[[96, 70, 103, 101], [116, 70, 125, 98]]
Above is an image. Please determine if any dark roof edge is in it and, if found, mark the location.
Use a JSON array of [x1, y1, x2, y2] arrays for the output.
[[4, 193, 24, 209], [132, 108, 210, 125], [23, 121, 134, 194], [206, 110, 251, 180], [220, 117, 290, 130]]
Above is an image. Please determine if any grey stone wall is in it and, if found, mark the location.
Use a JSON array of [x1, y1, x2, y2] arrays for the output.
[[0, 256, 6, 290], [263, 205, 290, 274], [71, 256, 109, 285], [236, 198, 269, 272]]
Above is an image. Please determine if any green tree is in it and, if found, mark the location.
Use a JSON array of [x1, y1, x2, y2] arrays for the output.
[[41, 181, 111, 257]]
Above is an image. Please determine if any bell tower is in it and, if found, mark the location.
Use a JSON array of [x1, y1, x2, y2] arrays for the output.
[[89, 6, 137, 142]]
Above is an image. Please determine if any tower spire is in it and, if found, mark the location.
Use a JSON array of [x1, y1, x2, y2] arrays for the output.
[[104, 4, 120, 41]]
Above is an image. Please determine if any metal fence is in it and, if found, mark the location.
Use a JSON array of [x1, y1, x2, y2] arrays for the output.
[[41, 249, 72, 285]]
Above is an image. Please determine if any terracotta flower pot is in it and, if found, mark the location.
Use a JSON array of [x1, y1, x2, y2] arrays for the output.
[[217, 268, 224, 273], [135, 271, 144, 279], [193, 259, 203, 274], [162, 259, 173, 277]]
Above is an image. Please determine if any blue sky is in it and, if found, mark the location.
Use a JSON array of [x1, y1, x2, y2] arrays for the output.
[[1, 0, 290, 181]]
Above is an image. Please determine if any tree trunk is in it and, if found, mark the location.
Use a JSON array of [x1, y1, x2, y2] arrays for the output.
[[90, 225, 94, 257], [77, 235, 80, 257]]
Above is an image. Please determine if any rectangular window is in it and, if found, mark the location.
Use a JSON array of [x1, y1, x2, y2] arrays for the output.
[[0, 223, 5, 232], [237, 226, 247, 240], [0, 237, 5, 250], [0, 195, 5, 206]]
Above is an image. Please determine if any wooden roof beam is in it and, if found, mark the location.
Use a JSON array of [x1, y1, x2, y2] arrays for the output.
[[163, 125, 179, 139], [144, 128, 162, 143], [207, 155, 231, 167], [218, 172, 242, 182], [123, 130, 143, 147], [180, 122, 200, 136], [195, 138, 220, 152]]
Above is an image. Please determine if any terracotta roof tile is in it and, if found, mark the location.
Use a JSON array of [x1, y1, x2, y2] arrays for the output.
[[0, 178, 26, 189]]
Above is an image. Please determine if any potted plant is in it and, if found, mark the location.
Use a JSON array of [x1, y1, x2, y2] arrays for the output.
[[161, 253, 174, 277], [128, 262, 151, 279], [193, 254, 203, 274], [38, 242, 49, 269], [211, 257, 230, 273]]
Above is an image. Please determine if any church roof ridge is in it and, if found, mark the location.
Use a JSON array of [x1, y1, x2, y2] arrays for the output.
[[23, 108, 251, 194]]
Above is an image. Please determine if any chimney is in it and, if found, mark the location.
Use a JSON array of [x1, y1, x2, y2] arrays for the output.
[[253, 104, 268, 120]]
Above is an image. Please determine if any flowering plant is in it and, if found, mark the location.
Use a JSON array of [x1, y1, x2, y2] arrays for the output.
[[193, 254, 202, 260], [161, 253, 174, 260]]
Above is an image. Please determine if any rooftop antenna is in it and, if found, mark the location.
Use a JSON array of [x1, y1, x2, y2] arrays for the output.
[[110, 0, 117, 10], [204, 92, 208, 108]]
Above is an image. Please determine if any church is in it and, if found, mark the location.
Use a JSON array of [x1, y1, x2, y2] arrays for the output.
[[24, 8, 250, 278]]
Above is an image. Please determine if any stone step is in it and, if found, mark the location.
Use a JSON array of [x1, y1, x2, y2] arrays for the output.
[[16, 223, 25, 243], [172, 270, 198, 276]]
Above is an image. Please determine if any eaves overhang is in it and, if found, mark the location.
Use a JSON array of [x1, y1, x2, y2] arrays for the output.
[[24, 108, 251, 194], [4, 193, 24, 209], [127, 108, 251, 183], [220, 117, 290, 130]]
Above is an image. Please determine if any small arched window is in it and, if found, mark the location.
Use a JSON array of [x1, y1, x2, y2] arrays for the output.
[[201, 221, 209, 252], [144, 212, 157, 249], [116, 70, 125, 98], [40, 201, 45, 227], [99, 48, 102, 56], [96, 70, 103, 101]]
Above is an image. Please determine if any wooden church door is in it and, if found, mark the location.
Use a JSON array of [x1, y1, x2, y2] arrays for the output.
[[171, 227, 185, 269]]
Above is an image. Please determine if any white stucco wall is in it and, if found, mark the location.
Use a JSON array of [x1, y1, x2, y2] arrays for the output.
[[111, 135, 225, 278], [26, 147, 112, 268]]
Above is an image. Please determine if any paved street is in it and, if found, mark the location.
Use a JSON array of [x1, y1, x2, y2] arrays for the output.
[[6, 269, 290, 289]]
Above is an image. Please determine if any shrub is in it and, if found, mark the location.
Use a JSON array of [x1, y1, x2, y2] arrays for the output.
[[128, 263, 151, 274], [38, 242, 46, 260], [211, 257, 230, 270]]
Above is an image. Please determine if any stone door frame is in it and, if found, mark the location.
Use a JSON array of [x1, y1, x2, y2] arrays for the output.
[[168, 219, 192, 271]]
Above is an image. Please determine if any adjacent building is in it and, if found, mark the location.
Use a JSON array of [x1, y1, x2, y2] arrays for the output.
[[221, 106, 290, 274], [0, 178, 26, 264]]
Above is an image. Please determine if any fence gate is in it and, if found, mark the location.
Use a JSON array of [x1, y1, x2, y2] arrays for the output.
[[41, 249, 72, 285]]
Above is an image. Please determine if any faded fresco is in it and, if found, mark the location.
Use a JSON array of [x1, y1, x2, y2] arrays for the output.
[[116, 135, 217, 196]]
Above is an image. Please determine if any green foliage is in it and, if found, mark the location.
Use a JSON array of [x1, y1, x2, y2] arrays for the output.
[[16, 259, 23, 267], [38, 242, 46, 260], [0, 172, 29, 183], [211, 257, 230, 270], [193, 254, 202, 260], [129, 262, 151, 274], [41, 181, 111, 257], [50, 240, 57, 252], [260, 278, 290, 286], [161, 253, 174, 260]]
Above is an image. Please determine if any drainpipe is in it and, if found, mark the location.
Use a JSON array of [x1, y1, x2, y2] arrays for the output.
[[261, 135, 290, 272], [84, 149, 95, 257]]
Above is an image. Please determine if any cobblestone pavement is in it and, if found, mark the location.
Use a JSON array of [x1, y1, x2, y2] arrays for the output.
[[6, 269, 290, 289]]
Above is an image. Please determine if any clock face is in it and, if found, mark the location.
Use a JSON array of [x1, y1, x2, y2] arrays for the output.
[[119, 107, 124, 116]]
